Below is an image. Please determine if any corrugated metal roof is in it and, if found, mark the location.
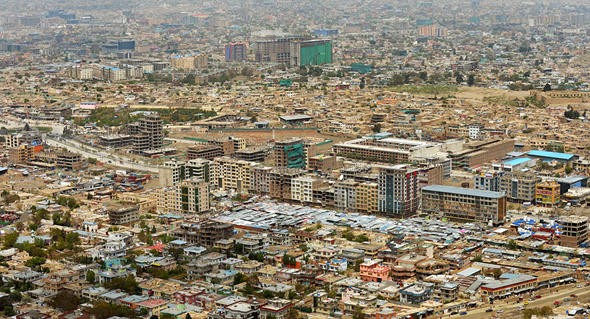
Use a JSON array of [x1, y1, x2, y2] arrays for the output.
[[422, 185, 505, 198]]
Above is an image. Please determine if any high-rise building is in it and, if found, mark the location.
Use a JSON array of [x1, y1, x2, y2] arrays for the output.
[[252, 36, 305, 64], [211, 157, 257, 192], [117, 40, 136, 51], [378, 165, 420, 217], [272, 138, 306, 169], [170, 53, 208, 70], [160, 159, 210, 187], [225, 42, 247, 62], [131, 113, 164, 155], [178, 178, 210, 214], [421, 185, 506, 225], [335, 180, 358, 210], [291, 175, 327, 203], [290, 39, 333, 67]]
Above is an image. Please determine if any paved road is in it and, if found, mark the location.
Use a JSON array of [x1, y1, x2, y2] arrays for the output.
[[45, 137, 160, 173]]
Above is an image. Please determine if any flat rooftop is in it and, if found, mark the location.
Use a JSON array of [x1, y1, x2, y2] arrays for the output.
[[422, 185, 505, 199], [503, 157, 533, 166], [527, 150, 575, 161]]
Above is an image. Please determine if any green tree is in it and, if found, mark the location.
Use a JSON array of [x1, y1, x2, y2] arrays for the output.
[[88, 301, 135, 319], [86, 270, 96, 284], [2, 232, 19, 249], [467, 74, 475, 86], [282, 254, 297, 267], [472, 254, 483, 262], [233, 272, 248, 286], [25, 256, 46, 269], [371, 123, 381, 133], [506, 240, 518, 250], [352, 306, 364, 319], [103, 275, 140, 294], [49, 291, 82, 311]]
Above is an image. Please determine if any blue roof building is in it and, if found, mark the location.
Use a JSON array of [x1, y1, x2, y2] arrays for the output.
[[527, 150, 576, 162]]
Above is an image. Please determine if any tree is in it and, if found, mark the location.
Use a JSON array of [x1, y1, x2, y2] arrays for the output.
[[371, 124, 381, 133], [263, 290, 274, 299], [492, 268, 502, 279], [2, 232, 19, 249], [543, 83, 552, 92], [282, 254, 297, 267], [472, 254, 483, 262], [455, 73, 464, 84], [186, 314, 192, 319], [233, 272, 248, 286], [467, 74, 475, 86], [49, 291, 82, 311], [25, 256, 46, 269], [88, 301, 135, 319], [564, 109, 580, 119], [103, 275, 140, 294], [352, 306, 364, 319], [506, 240, 518, 250], [86, 270, 96, 284]]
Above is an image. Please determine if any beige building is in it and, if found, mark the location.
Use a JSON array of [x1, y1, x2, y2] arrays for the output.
[[211, 157, 257, 192], [291, 175, 327, 203], [156, 178, 209, 214], [170, 53, 208, 70]]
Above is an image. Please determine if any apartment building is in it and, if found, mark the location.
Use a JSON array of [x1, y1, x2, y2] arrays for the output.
[[269, 168, 306, 200], [377, 165, 420, 217], [211, 157, 257, 192], [334, 180, 358, 211], [225, 42, 247, 62], [98, 135, 133, 148], [356, 182, 379, 213], [474, 171, 503, 192], [160, 159, 210, 187], [107, 204, 140, 225], [131, 113, 164, 155], [175, 221, 234, 247], [251, 166, 273, 194], [157, 178, 209, 214], [178, 178, 210, 214], [9, 145, 33, 163], [170, 53, 208, 70], [559, 216, 588, 248], [251, 35, 308, 64], [233, 147, 269, 162], [334, 137, 451, 166], [421, 185, 506, 225], [499, 171, 541, 203], [291, 175, 327, 203], [187, 144, 224, 161], [272, 138, 306, 169], [448, 139, 514, 169], [535, 181, 560, 207]]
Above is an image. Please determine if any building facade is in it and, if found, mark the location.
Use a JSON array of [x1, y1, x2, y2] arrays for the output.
[[421, 185, 506, 224], [378, 165, 419, 217]]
